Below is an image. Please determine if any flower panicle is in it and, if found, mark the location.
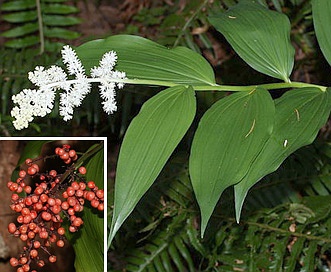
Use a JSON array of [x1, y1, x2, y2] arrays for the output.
[[11, 46, 126, 130]]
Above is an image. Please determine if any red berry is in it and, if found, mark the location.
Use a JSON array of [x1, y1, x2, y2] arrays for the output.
[[78, 166, 86, 175], [47, 197, 55, 206], [61, 201, 69, 210], [49, 255, 57, 263], [22, 264, 30, 272], [7, 181, 13, 189], [19, 170, 26, 178], [9, 182, 19, 192], [57, 148, 65, 156], [39, 230, 48, 239], [69, 226, 77, 232], [87, 181, 95, 189], [30, 249, 38, 258], [24, 186, 32, 194], [51, 204, 61, 214], [41, 211, 52, 221], [19, 257, 28, 264], [64, 158, 72, 164], [8, 223, 16, 234], [25, 158, 32, 166], [98, 203, 104, 211], [63, 144, 71, 150], [69, 150, 76, 158], [91, 199, 99, 208], [20, 234, 28, 241], [37, 260, 45, 267], [27, 166, 37, 176], [60, 152, 69, 160], [28, 231, 35, 239], [21, 207, 30, 216], [67, 187, 75, 197], [10, 257, 19, 267], [17, 215, 24, 224], [57, 239, 65, 247], [71, 181, 80, 190], [11, 193, 19, 201], [33, 241, 40, 249], [57, 227, 65, 235], [79, 182, 86, 190], [85, 191, 95, 201], [34, 186, 43, 195], [96, 189, 104, 199], [40, 193, 48, 203], [49, 170, 57, 177]]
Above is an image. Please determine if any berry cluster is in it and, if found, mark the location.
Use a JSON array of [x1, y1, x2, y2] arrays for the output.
[[7, 144, 104, 272]]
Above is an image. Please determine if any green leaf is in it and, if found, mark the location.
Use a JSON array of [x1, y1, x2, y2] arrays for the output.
[[312, 0, 331, 66], [43, 15, 82, 26], [44, 27, 80, 39], [1, 0, 35, 11], [1, 23, 39, 38], [76, 34, 216, 86], [208, 0, 294, 82], [2, 11, 37, 23], [42, 4, 79, 14], [189, 87, 275, 236], [234, 87, 331, 222], [4, 35, 39, 48], [71, 144, 104, 272], [109, 85, 196, 246]]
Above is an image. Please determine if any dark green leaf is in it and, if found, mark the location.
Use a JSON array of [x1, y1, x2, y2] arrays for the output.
[[109, 85, 196, 246], [189, 87, 275, 236], [1, 0, 35, 11], [71, 144, 104, 272], [2, 11, 37, 23], [208, 0, 294, 81], [1, 23, 39, 38], [42, 4, 79, 14], [76, 34, 216, 86], [4, 35, 39, 48], [235, 87, 331, 222], [44, 27, 81, 39], [312, 0, 331, 66], [43, 15, 82, 26]]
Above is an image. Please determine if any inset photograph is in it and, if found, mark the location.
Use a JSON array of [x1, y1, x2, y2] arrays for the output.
[[0, 138, 106, 272]]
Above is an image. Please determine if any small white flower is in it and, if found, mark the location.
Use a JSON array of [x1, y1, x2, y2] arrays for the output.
[[91, 51, 126, 114], [61, 45, 85, 77], [11, 45, 126, 130]]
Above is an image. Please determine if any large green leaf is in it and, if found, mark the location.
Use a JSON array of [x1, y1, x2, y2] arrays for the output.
[[76, 34, 216, 86], [208, 0, 294, 82], [312, 0, 331, 66], [235, 87, 331, 222], [189, 87, 275, 236], [71, 143, 104, 272], [109, 86, 196, 246]]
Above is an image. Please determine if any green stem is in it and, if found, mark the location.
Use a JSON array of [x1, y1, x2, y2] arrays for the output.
[[45, 77, 327, 93], [114, 78, 327, 92], [36, 0, 44, 54]]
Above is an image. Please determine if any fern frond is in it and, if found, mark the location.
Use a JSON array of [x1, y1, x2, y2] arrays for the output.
[[1, 0, 81, 52], [208, 195, 331, 271], [124, 213, 203, 272]]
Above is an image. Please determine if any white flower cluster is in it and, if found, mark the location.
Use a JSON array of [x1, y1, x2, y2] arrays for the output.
[[11, 45, 126, 130]]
